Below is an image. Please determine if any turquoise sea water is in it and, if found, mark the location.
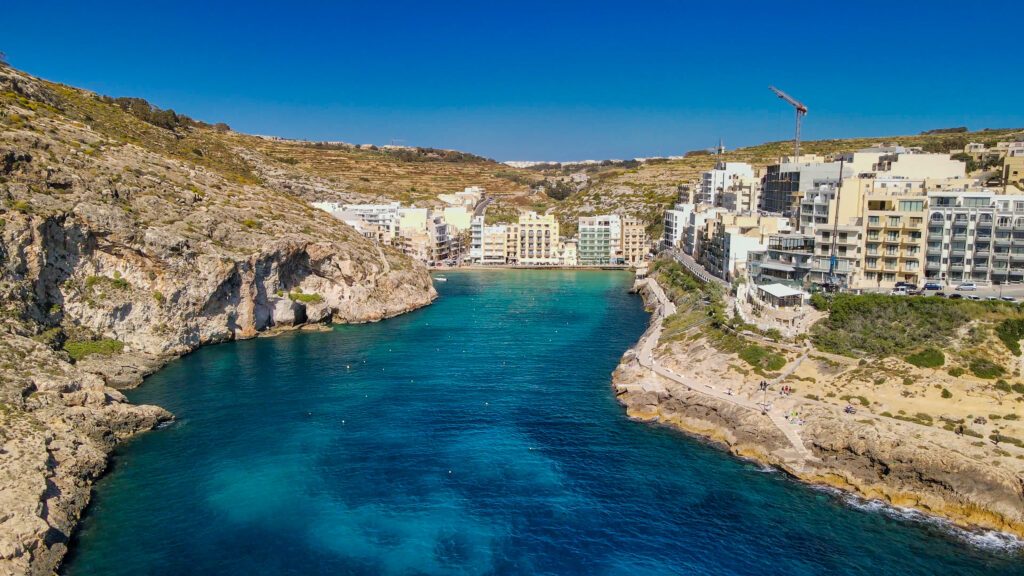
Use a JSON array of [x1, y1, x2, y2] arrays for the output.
[[64, 271, 1023, 575]]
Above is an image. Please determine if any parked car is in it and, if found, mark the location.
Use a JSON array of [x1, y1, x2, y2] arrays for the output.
[[934, 291, 946, 298], [967, 295, 982, 301], [1002, 296, 1017, 302], [949, 293, 964, 299], [890, 287, 909, 296], [956, 282, 978, 291], [924, 282, 942, 291]]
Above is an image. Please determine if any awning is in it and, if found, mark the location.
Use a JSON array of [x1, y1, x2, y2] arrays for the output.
[[759, 261, 796, 273], [758, 283, 806, 298]]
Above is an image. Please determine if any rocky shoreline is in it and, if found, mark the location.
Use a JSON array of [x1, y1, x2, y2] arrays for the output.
[[612, 278, 1024, 541]]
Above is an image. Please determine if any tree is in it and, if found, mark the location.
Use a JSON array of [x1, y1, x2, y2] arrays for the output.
[[951, 152, 978, 173]]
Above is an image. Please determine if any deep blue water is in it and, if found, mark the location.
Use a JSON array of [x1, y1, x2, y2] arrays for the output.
[[65, 271, 1023, 575]]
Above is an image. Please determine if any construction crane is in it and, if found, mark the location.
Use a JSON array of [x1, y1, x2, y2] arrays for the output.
[[769, 86, 808, 161]]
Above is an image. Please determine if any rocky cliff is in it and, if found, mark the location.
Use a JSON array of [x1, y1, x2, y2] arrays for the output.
[[0, 65, 436, 575], [614, 281, 1024, 541]]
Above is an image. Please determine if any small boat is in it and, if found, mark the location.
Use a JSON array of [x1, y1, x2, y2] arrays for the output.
[[434, 276, 448, 282]]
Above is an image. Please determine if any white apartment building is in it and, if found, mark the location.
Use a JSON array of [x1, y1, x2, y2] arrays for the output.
[[470, 215, 486, 262], [696, 162, 755, 206], [578, 215, 622, 265], [663, 204, 694, 248], [925, 190, 1024, 285], [682, 207, 726, 259]]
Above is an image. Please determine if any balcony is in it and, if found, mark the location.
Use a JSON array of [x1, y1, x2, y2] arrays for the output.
[[995, 237, 1012, 246]]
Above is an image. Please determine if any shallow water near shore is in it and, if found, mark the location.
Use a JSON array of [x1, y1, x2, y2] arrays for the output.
[[64, 270, 1024, 575]]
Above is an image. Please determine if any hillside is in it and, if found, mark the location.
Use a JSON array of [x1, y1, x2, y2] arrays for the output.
[[0, 65, 436, 574]]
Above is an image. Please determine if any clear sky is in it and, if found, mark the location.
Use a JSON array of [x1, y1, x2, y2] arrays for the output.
[[4, 1, 1023, 161]]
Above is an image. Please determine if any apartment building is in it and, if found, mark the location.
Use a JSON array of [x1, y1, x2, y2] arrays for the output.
[[479, 224, 510, 265], [438, 186, 484, 207], [620, 216, 648, 266], [696, 162, 755, 206], [514, 211, 560, 265], [683, 206, 726, 259], [747, 233, 816, 288], [760, 158, 845, 217], [810, 224, 864, 288], [1005, 149, 1024, 189], [719, 169, 761, 214], [872, 152, 966, 180], [338, 202, 401, 241], [862, 195, 927, 287], [470, 215, 486, 261], [578, 215, 622, 265], [663, 204, 693, 248], [557, 239, 578, 267], [699, 214, 789, 282], [925, 191, 1024, 285], [442, 206, 473, 232]]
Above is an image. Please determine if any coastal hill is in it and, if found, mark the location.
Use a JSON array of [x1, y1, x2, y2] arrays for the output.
[[0, 64, 436, 574]]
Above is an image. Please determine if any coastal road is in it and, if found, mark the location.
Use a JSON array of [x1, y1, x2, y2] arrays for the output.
[[634, 278, 816, 469], [473, 196, 494, 217]]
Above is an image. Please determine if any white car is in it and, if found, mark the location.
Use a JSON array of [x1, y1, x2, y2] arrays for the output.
[[955, 282, 978, 291], [890, 287, 908, 296]]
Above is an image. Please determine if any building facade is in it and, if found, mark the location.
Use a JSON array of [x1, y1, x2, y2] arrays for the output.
[[747, 233, 816, 288], [578, 215, 622, 265], [620, 216, 648, 266], [926, 191, 1024, 285], [514, 211, 560, 265]]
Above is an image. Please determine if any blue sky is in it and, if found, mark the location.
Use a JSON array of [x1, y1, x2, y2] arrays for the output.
[[5, 1, 1023, 161]]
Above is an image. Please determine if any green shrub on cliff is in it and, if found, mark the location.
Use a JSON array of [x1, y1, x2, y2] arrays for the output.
[[995, 318, 1024, 356], [738, 344, 786, 372], [63, 338, 124, 361], [905, 347, 945, 368], [969, 357, 1005, 379], [811, 294, 970, 357], [288, 291, 323, 304]]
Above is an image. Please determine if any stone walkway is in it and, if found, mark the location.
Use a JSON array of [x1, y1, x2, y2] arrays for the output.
[[634, 277, 817, 470]]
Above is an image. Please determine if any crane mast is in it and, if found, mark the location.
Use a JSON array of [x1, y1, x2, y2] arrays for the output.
[[769, 86, 808, 161]]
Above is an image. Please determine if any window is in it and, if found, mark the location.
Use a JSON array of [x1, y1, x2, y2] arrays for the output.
[[964, 197, 990, 208], [898, 200, 924, 212]]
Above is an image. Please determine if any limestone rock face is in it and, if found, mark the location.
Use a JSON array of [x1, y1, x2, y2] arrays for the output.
[[0, 65, 436, 575]]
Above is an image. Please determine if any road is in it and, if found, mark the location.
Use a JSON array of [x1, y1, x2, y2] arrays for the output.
[[473, 196, 494, 217]]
